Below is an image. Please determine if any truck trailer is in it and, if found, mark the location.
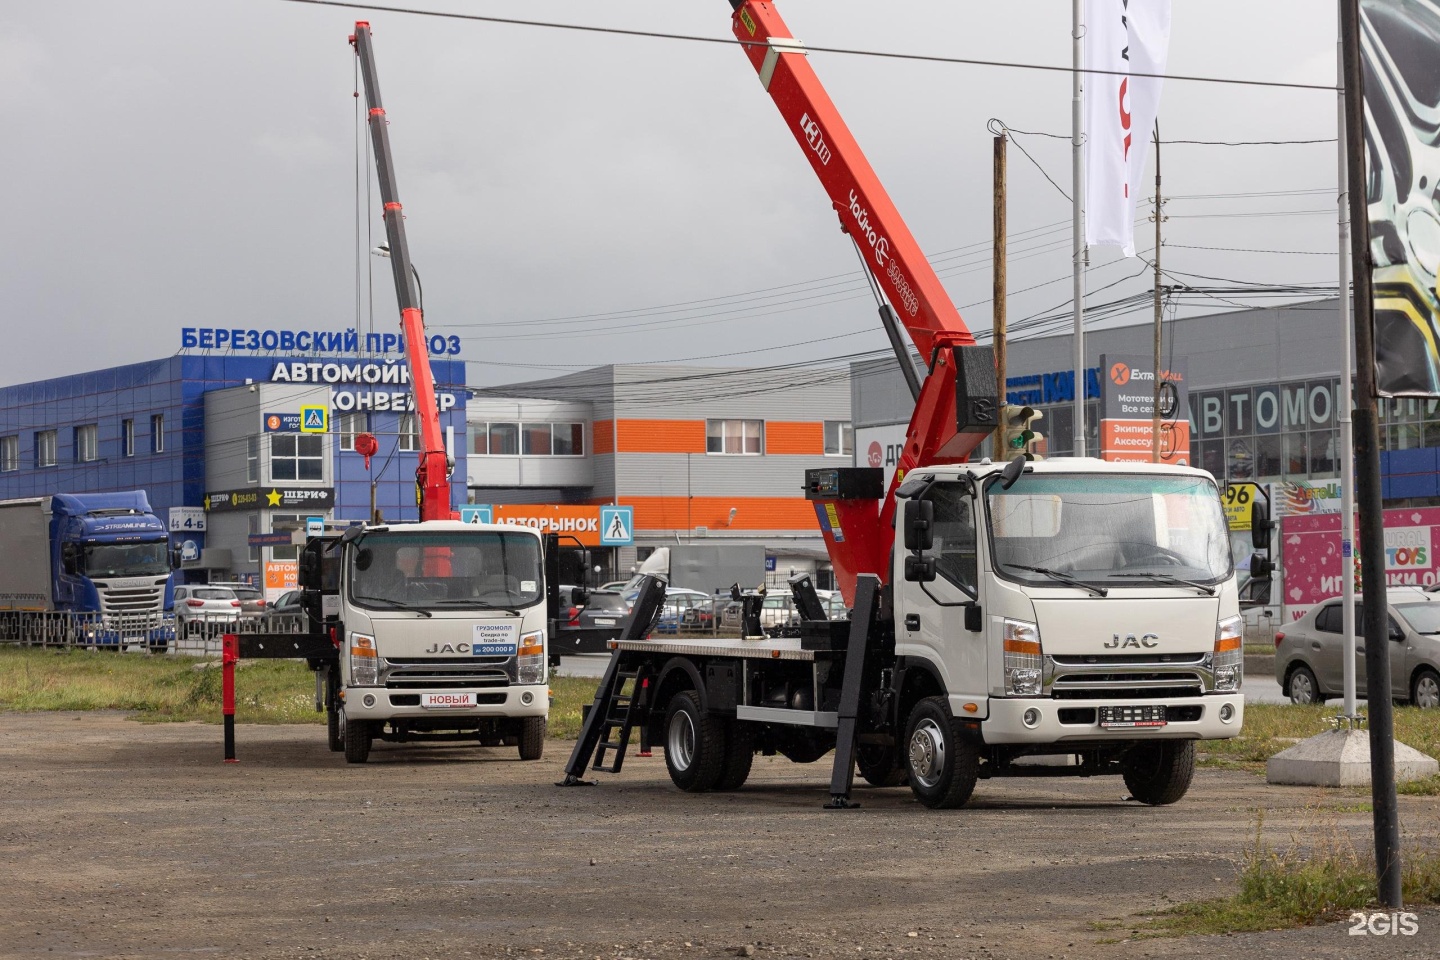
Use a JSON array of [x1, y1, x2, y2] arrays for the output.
[[0, 492, 175, 648]]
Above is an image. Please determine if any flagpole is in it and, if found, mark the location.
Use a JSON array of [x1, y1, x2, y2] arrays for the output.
[[1336, 4, 1358, 723], [1072, 0, 1087, 456]]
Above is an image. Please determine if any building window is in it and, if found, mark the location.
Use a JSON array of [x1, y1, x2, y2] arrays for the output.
[[553, 422, 584, 456], [487, 422, 519, 456], [269, 514, 302, 561], [247, 435, 259, 483], [471, 422, 584, 456], [398, 414, 418, 452], [74, 424, 98, 463], [824, 420, 853, 457], [522, 423, 552, 456], [35, 430, 57, 468], [706, 419, 763, 455], [0, 435, 17, 472], [271, 434, 324, 481], [122, 419, 134, 458], [151, 414, 164, 454], [338, 412, 369, 451]]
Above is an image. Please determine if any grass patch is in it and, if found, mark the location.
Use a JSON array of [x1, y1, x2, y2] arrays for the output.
[[1136, 814, 1440, 938], [0, 646, 605, 733], [1398, 774, 1440, 796], [1198, 703, 1440, 771]]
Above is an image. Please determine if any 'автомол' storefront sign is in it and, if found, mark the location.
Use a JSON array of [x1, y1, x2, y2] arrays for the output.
[[181, 327, 462, 357]]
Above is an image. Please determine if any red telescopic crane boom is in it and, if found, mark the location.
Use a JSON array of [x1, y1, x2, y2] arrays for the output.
[[727, 1, 994, 595], [351, 21, 455, 523]]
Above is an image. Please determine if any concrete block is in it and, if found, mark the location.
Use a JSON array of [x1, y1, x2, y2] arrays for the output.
[[1266, 728, 1438, 787]]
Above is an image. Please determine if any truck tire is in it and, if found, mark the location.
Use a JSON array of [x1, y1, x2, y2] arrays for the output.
[[856, 743, 907, 787], [1122, 741, 1195, 806], [663, 690, 725, 792], [518, 716, 546, 760], [341, 706, 373, 764], [903, 697, 979, 809], [715, 720, 754, 791]]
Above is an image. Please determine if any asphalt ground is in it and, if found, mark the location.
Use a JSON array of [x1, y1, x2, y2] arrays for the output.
[[0, 712, 1435, 960]]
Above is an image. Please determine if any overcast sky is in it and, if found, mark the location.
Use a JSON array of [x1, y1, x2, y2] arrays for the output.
[[2, 1, 1339, 388]]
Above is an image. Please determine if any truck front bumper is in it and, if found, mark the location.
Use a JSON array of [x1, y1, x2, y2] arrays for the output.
[[979, 693, 1244, 745], [342, 684, 549, 721]]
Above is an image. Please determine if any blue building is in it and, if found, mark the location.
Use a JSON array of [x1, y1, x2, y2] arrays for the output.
[[0, 352, 467, 584]]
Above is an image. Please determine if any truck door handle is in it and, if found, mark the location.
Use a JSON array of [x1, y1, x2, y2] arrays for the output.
[[905, 614, 921, 632]]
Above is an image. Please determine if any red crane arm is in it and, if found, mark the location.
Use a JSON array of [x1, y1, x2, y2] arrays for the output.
[[728, 2, 989, 596], [351, 22, 455, 523]]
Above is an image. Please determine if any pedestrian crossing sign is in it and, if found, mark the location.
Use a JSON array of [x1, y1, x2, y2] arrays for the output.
[[300, 406, 328, 433], [600, 506, 634, 545]]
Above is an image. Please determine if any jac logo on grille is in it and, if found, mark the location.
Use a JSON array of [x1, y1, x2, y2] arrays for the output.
[[1105, 633, 1159, 649]]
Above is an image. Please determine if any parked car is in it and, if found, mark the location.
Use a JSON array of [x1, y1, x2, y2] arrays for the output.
[[209, 582, 267, 618], [173, 585, 243, 631], [576, 590, 630, 630], [1275, 586, 1440, 707], [268, 590, 304, 616], [553, 589, 630, 655]]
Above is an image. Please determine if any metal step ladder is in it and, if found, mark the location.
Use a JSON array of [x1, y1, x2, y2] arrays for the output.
[[591, 666, 646, 773]]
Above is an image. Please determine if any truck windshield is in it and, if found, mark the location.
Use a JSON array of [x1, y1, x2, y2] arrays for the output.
[[350, 531, 543, 611], [985, 474, 1231, 588], [82, 542, 170, 578]]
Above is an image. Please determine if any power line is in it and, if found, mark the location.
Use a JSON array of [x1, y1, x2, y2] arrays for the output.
[[280, 0, 1338, 93], [1164, 243, 1334, 256]]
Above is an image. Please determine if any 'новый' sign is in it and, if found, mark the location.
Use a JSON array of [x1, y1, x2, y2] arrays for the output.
[[1281, 506, 1440, 622]]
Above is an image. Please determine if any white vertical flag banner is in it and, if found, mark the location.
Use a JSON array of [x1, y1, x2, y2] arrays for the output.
[[1084, 0, 1172, 257]]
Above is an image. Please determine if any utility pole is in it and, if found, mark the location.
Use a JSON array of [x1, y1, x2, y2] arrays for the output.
[[1152, 122, 1163, 463], [994, 131, 1008, 457], [1340, 0, 1403, 909], [1071, 0, 1087, 456], [1336, 4, 1358, 724]]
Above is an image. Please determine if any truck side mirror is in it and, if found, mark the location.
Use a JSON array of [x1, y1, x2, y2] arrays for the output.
[[903, 499, 934, 552], [1249, 553, 1274, 583], [569, 586, 588, 607], [298, 548, 321, 590], [904, 555, 936, 583], [170, 547, 182, 569], [61, 543, 79, 576], [1251, 499, 1273, 541]]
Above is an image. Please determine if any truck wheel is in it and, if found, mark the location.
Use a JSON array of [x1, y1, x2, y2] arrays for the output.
[[1412, 668, 1440, 709], [715, 720, 754, 791], [1286, 665, 1324, 704], [663, 690, 725, 792], [341, 706, 372, 764], [518, 716, 546, 760], [856, 743, 907, 787], [903, 697, 978, 809], [1122, 741, 1195, 806]]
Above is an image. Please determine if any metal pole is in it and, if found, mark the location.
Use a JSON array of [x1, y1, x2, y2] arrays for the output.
[[994, 132, 1008, 457], [1072, 0, 1087, 456], [1336, 9, 1358, 722], [1340, 0, 1403, 909], [1152, 122, 1163, 463]]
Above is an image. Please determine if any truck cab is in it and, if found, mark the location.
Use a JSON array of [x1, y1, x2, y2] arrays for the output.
[[891, 457, 1244, 803], [306, 520, 550, 763]]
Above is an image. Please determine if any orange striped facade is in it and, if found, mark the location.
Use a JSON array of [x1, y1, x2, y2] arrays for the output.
[[587, 419, 825, 456]]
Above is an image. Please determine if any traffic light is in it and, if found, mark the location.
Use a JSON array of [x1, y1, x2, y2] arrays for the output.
[[1000, 404, 1044, 461]]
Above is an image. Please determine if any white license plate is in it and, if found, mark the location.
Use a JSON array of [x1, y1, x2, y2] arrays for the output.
[[421, 692, 474, 709], [594, 618, 616, 626]]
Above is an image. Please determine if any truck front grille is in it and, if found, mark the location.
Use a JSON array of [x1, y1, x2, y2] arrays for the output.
[[381, 657, 510, 689], [1044, 653, 1211, 700], [96, 582, 166, 615]]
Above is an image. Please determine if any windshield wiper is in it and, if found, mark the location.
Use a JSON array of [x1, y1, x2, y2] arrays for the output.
[[1111, 572, 1216, 596], [428, 599, 523, 616], [353, 596, 432, 617], [1005, 564, 1108, 597]]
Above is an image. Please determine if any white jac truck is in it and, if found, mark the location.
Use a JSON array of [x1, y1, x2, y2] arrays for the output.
[[563, 457, 1248, 808], [241, 520, 551, 764]]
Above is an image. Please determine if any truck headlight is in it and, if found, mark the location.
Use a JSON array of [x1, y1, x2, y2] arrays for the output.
[[349, 633, 380, 687], [1213, 615, 1244, 691], [1003, 618, 1043, 696], [517, 630, 546, 685]]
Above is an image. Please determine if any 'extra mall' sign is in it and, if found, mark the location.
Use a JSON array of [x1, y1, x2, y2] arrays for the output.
[[1099, 354, 1191, 465]]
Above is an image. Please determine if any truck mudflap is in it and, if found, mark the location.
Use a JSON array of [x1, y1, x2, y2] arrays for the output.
[[981, 694, 1245, 745]]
